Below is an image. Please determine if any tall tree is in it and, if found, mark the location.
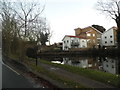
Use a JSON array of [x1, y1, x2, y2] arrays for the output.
[[96, 0, 120, 47], [0, 0, 52, 57], [0, 1, 17, 54]]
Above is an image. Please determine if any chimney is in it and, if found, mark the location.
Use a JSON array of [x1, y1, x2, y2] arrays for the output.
[[74, 28, 82, 36]]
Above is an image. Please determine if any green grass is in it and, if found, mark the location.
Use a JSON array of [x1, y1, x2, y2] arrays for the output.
[[39, 59, 120, 87]]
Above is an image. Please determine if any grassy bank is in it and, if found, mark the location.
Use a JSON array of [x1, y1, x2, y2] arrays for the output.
[[39, 59, 120, 87], [24, 58, 86, 88], [5, 54, 120, 88]]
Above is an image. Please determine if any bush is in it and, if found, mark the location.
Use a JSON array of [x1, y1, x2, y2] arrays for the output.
[[26, 47, 37, 59]]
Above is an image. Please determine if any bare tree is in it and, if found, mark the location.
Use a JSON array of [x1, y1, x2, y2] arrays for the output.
[[9, 1, 45, 38], [31, 17, 51, 45], [96, 0, 120, 47], [0, 1, 19, 54]]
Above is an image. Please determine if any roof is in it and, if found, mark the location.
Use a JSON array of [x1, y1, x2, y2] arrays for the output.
[[103, 26, 117, 34], [74, 27, 81, 30], [62, 35, 86, 41], [74, 26, 103, 34]]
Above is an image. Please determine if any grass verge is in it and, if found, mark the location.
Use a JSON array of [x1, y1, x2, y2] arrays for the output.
[[24, 59, 86, 88]]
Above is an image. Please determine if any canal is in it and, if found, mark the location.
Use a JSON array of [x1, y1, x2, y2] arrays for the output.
[[40, 56, 120, 75]]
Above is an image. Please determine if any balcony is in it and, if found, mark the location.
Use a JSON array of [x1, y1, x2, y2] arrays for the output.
[[71, 42, 79, 46]]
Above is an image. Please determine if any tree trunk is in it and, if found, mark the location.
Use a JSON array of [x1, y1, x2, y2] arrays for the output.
[[116, 15, 120, 48]]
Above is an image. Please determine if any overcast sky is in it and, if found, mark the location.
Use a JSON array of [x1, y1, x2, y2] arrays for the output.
[[6, 0, 117, 44], [42, 0, 116, 44]]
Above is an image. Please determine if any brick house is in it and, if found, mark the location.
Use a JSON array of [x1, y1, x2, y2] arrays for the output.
[[74, 26, 102, 48]]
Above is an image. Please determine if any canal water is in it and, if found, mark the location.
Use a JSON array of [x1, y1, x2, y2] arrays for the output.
[[40, 56, 120, 75]]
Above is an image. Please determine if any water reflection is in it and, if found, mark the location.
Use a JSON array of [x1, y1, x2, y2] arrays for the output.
[[101, 57, 120, 74], [63, 57, 93, 69], [48, 56, 120, 75]]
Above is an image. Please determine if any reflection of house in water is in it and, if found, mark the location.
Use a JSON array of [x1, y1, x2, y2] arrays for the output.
[[101, 57, 120, 74], [51, 56, 120, 75], [63, 58, 90, 68], [63, 57, 99, 69]]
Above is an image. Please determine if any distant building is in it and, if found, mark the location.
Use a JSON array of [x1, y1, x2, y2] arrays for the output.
[[62, 35, 87, 50], [53, 42, 63, 50], [74, 26, 102, 48], [101, 27, 117, 47]]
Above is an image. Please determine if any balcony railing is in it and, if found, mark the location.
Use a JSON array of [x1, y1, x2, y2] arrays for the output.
[[71, 42, 79, 46]]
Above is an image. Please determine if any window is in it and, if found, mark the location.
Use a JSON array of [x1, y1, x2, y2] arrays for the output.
[[110, 35, 112, 38], [64, 41, 65, 43], [64, 46, 68, 50], [93, 40, 95, 43], [74, 39, 78, 42], [87, 33, 91, 36], [67, 40, 69, 43], [112, 65, 114, 68], [105, 36, 107, 39], [111, 60, 114, 63], [110, 41, 113, 43], [71, 40, 74, 43], [93, 34, 95, 37], [105, 41, 107, 44]]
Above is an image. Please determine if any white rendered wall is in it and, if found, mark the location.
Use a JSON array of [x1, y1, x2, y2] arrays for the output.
[[101, 28, 115, 46]]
